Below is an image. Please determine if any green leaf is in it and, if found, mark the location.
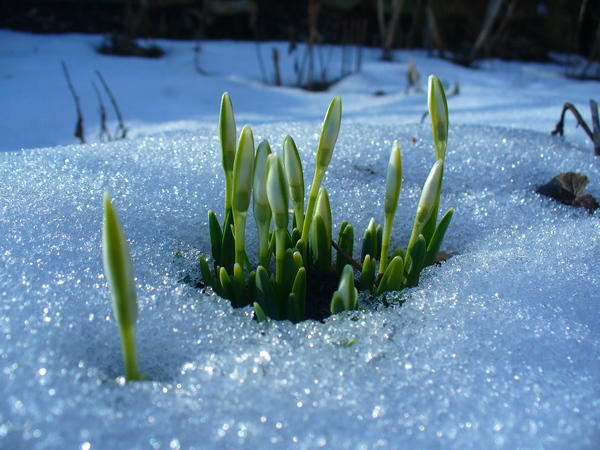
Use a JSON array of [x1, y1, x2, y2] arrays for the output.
[[405, 235, 427, 287], [291, 228, 301, 247], [207, 210, 223, 265], [211, 266, 225, 297], [255, 265, 277, 319], [231, 263, 247, 307], [424, 208, 454, 267], [219, 266, 234, 301], [199, 254, 214, 288], [361, 218, 377, 263], [103, 193, 137, 327], [314, 187, 332, 239], [338, 265, 358, 310], [102, 199, 136, 331], [336, 222, 354, 275], [220, 210, 235, 273], [330, 292, 345, 315], [102, 193, 142, 381], [376, 255, 404, 295], [253, 302, 267, 322], [296, 239, 307, 258], [359, 254, 375, 292], [288, 267, 306, 322], [309, 214, 331, 271], [339, 221, 349, 236], [375, 224, 383, 261], [342, 337, 356, 347], [280, 248, 296, 303]]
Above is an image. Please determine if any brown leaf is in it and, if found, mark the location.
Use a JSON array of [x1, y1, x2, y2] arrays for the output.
[[555, 172, 589, 196], [573, 194, 599, 213], [536, 172, 589, 205]]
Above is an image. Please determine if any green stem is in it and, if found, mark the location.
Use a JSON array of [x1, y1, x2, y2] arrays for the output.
[[422, 164, 444, 242], [121, 325, 141, 381], [293, 205, 304, 232], [300, 168, 325, 242], [378, 214, 393, 274], [233, 212, 247, 266], [275, 228, 287, 288], [257, 222, 271, 268], [224, 171, 233, 213]]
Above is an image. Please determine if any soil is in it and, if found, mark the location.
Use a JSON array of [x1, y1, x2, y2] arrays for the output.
[[304, 268, 346, 321]]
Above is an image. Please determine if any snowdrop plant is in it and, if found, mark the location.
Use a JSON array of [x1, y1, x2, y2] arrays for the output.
[[200, 76, 454, 322], [102, 193, 143, 381]]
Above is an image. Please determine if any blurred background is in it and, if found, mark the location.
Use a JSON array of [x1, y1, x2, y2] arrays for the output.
[[1, 0, 598, 75]]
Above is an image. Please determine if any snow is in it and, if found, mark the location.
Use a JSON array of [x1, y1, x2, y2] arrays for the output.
[[0, 31, 599, 449]]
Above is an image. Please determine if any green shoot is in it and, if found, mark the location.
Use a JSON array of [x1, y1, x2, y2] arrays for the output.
[[253, 140, 272, 268], [219, 92, 236, 213], [301, 96, 342, 243], [232, 125, 255, 266], [283, 135, 305, 231], [379, 140, 402, 274], [102, 193, 143, 381]]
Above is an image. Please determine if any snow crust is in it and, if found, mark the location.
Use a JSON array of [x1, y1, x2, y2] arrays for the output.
[[1, 122, 598, 449]]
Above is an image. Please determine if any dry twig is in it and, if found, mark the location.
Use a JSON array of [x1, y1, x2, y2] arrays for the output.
[[95, 70, 127, 139], [61, 61, 85, 144], [551, 101, 600, 156]]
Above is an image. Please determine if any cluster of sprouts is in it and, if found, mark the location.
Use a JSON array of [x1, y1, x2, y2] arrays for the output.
[[200, 75, 452, 323]]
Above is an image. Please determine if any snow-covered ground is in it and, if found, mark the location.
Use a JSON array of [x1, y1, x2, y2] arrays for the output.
[[1, 30, 598, 152], [0, 31, 599, 449]]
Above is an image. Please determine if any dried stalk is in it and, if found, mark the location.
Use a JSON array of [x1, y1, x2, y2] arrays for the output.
[[91, 80, 110, 141], [95, 71, 127, 139], [61, 61, 85, 144], [551, 101, 600, 156], [331, 240, 363, 272]]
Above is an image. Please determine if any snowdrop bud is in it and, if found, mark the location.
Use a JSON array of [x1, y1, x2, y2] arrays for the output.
[[283, 136, 305, 205], [232, 125, 255, 213], [266, 154, 289, 229], [102, 192, 137, 327], [219, 92, 236, 172], [337, 265, 358, 310], [384, 140, 402, 216], [366, 217, 376, 235], [316, 96, 342, 169], [416, 159, 444, 225], [253, 140, 272, 225], [428, 75, 448, 160], [314, 187, 332, 238]]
